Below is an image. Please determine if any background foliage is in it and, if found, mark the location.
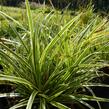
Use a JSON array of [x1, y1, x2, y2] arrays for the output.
[[0, 0, 109, 11]]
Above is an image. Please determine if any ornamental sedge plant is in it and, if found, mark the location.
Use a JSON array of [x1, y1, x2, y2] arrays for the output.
[[0, 0, 109, 109]]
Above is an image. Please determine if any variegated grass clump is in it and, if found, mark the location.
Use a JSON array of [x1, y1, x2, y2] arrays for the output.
[[0, 0, 109, 109]]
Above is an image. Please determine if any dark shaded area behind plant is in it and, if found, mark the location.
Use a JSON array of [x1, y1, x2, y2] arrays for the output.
[[0, 0, 109, 12]]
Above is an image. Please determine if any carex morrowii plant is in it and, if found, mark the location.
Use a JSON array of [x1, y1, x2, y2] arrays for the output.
[[1, 0, 109, 109]]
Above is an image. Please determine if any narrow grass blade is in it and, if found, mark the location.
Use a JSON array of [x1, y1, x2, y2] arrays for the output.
[[83, 83, 109, 88], [9, 24, 29, 53], [50, 101, 70, 109], [25, 0, 39, 86], [26, 90, 38, 109], [40, 98, 46, 109], [79, 100, 95, 109], [0, 74, 35, 90], [0, 43, 31, 70], [25, 0, 34, 38], [67, 94, 109, 102], [0, 93, 19, 98], [0, 11, 26, 31], [48, 84, 68, 101], [0, 49, 23, 76], [85, 87, 101, 109], [10, 100, 28, 109]]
